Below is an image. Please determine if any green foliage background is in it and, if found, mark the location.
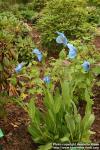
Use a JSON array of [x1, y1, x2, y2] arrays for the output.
[[37, 0, 96, 52], [0, 12, 35, 93]]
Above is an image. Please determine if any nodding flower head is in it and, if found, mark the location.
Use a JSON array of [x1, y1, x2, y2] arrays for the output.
[[15, 62, 25, 73], [56, 31, 68, 46], [67, 43, 77, 59], [37, 54, 43, 62], [32, 48, 42, 62], [82, 61, 90, 72], [32, 48, 41, 55], [43, 76, 50, 84]]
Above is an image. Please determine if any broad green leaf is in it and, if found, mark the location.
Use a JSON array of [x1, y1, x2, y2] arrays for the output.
[[65, 114, 75, 140], [74, 114, 81, 140], [0, 64, 3, 71], [61, 80, 71, 108], [92, 66, 100, 74], [28, 99, 35, 120], [10, 49, 18, 59], [81, 130, 92, 142], [28, 125, 40, 139], [9, 77, 17, 86], [59, 49, 66, 59], [85, 89, 93, 114], [44, 89, 54, 109], [45, 113, 55, 133], [54, 98, 62, 114], [48, 109, 56, 124], [0, 129, 4, 138], [81, 114, 95, 133], [3, 57, 10, 67], [85, 114, 95, 130], [71, 101, 77, 115], [54, 94, 62, 114], [60, 135, 70, 142], [38, 143, 52, 150]]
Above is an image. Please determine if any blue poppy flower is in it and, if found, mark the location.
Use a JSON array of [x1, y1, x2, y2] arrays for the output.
[[67, 43, 77, 59], [32, 48, 42, 62], [37, 53, 43, 62], [15, 62, 25, 73], [32, 48, 41, 55], [43, 76, 50, 84], [82, 61, 90, 72], [56, 32, 68, 46], [68, 49, 77, 59], [67, 43, 77, 52]]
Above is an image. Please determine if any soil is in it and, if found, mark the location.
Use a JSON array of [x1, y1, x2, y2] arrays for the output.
[[91, 81, 100, 143], [0, 104, 37, 150], [0, 31, 100, 149], [31, 26, 42, 51], [93, 36, 100, 50]]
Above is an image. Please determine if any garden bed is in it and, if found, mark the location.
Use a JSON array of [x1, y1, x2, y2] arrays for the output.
[[0, 0, 100, 146], [0, 26, 100, 150], [0, 82, 100, 149]]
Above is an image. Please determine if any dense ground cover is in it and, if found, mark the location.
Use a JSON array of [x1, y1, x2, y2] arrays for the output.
[[0, 0, 100, 150]]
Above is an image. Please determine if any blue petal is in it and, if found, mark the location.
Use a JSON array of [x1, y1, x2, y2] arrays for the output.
[[15, 65, 22, 72], [63, 37, 68, 46], [67, 43, 77, 52], [56, 31, 65, 37], [68, 49, 77, 59], [32, 48, 41, 55], [43, 76, 50, 84], [37, 54, 43, 62], [56, 36, 64, 44], [15, 64, 22, 73], [15, 62, 25, 73], [56, 32, 68, 46], [82, 61, 90, 72]]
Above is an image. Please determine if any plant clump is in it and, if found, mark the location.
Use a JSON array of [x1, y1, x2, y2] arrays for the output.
[[37, 0, 95, 52]]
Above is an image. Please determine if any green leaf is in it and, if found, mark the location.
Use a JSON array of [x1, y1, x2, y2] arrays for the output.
[[60, 135, 70, 142], [44, 89, 54, 109], [10, 49, 18, 59], [81, 114, 95, 134], [9, 77, 17, 86], [28, 125, 41, 140], [28, 99, 35, 120], [59, 49, 66, 59], [38, 143, 52, 150], [61, 80, 71, 108], [74, 114, 81, 140], [3, 57, 10, 67], [54, 92, 62, 114], [48, 109, 55, 124], [0, 64, 3, 71], [65, 114, 75, 140], [92, 66, 100, 74], [0, 129, 4, 138]]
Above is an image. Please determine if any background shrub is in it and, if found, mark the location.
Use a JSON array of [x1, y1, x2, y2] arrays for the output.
[[0, 1, 11, 12], [37, 0, 95, 52], [87, 0, 100, 25], [0, 12, 35, 92], [0, 0, 48, 23], [31, 0, 48, 11], [88, 0, 100, 6], [10, 3, 39, 24]]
